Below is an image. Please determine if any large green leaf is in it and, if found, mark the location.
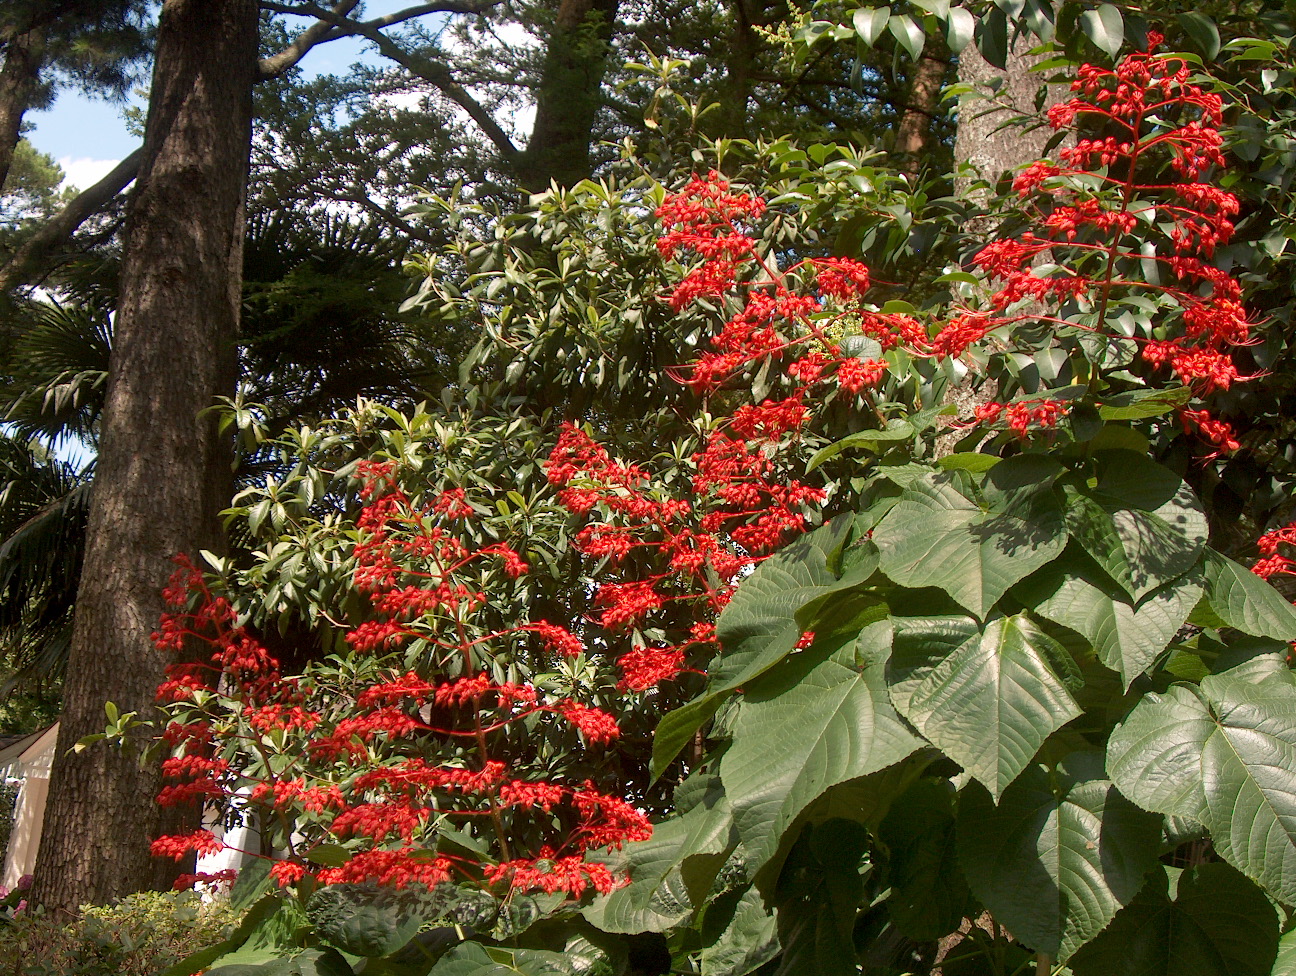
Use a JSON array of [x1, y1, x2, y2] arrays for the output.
[[307, 884, 443, 958], [1069, 864, 1279, 976], [889, 614, 1081, 799], [878, 780, 970, 941], [208, 949, 354, 976], [1024, 557, 1201, 688], [956, 756, 1162, 961], [1104, 684, 1212, 821], [582, 775, 734, 933], [874, 473, 1066, 617], [652, 518, 867, 776], [771, 820, 870, 976], [428, 943, 579, 976], [699, 885, 779, 976], [1202, 551, 1296, 641], [1064, 452, 1208, 601], [1107, 674, 1296, 904], [719, 621, 919, 873], [1097, 386, 1193, 420]]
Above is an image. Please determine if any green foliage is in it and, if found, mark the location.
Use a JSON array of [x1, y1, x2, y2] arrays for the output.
[[0, 890, 239, 976], [597, 446, 1296, 972], [140, 10, 1296, 976]]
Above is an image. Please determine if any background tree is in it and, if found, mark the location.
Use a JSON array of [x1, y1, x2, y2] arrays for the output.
[[29, 0, 261, 914], [0, 1, 149, 214]]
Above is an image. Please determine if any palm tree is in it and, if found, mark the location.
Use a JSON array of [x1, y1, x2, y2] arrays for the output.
[[0, 213, 461, 693]]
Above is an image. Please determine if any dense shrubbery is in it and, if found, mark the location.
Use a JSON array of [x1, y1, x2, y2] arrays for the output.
[[0, 890, 238, 976], [78, 29, 1296, 976]]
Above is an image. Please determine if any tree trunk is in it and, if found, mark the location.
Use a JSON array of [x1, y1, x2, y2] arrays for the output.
[[714, 0, 759, 138], [936, 24, 1067, 454], [31, 0, 257, 915], [519, 0, 619, 191], [0, 25, 44, 193], [894, 44, 951, 172], [953, 29, 1065, 221]]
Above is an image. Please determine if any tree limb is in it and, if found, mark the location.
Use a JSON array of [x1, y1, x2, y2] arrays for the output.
[[260, 0, 501, 29], [0, 147, 143, 292], [258, 0, 361, 79], [260, 0, 520, 160], [1, 0, 511, 291]]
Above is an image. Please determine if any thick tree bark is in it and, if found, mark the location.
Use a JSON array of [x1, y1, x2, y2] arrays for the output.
[[953, 30, 1065, 222], [31, 0, 257, 915], [0, 25, 44, 192], [894, 45, 951, 171], [518, 0, 619, 190]]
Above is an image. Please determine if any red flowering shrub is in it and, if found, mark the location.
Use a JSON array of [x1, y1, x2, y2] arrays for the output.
[[135, 36, 1296, 976], [541, 36, 1255, 718], [150, 460, 649, 899]]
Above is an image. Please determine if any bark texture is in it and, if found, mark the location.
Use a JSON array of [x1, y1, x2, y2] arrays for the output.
[[31, 0, 257, 915], [894, 45, 952, 170], [0, 24, 43, 192], [952, 32, 1065, 222], [519, 0, 619, 190]]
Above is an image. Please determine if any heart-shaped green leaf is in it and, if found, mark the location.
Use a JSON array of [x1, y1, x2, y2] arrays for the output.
[[956, 757, 1161, 961], [1068, 864, 1278, 976], [875, 474, 1066, 618], [1108, 673, 1296, 905], [889, 614, 1081, 799]]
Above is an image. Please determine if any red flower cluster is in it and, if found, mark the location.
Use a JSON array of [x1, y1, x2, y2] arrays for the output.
[[974, 400, 1071, 438], [965, 35, 1253, 452], [151, 463, 648, 900], [1252, 521, 1296, 580]]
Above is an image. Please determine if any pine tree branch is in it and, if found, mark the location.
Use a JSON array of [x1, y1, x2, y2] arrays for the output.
[[260, 0, 520, 160], [258, 0, 362, 79], [0, 147, 143, 292], [0, 0, 512, 291]]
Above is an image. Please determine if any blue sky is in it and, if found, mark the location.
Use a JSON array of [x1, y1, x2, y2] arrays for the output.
[[22, 3, 423, 467], [25, 2, 416, 192]]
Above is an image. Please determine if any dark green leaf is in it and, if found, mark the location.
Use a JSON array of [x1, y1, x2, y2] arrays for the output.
[[428, 943, 577, 976], [853, 6, 891, 46], [1024, 559, 1201, 688], [1202, 551, 1296, 641], [772, 820, 869, 976], [653, 518, 861, 777], [1065, 452, 1207, 601], [583, 775, 734, 933], [957, 757, 1161, 961], [209, 949, 355, 976], [699, 885, 779, 976], [879, 780, 970, 941], [1177, 12, 1221, 60], [720, 622, 919, 873], [874, 474, 1067, 618], [976, 7, 1009, 68], [1097, 387, 1192, 421], [889, 614, 1081, 798], [1080, 3, 1124, 58], [1069, 864, 1278, 976]]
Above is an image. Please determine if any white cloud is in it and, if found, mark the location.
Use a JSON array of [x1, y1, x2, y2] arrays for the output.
[[58, 156, 121, 192]]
